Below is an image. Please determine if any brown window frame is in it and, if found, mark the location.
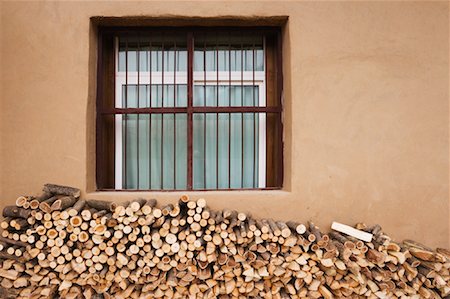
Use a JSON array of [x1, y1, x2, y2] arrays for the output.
[[96, 26, 283, 191]]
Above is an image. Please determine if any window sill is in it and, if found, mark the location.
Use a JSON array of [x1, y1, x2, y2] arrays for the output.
[[87, 188, 290, 200]]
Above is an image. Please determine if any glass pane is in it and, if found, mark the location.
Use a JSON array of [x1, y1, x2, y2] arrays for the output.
[[150, 114, 162, 189], [217, 113, 230, 189], [204, 113, 217, 189], [205, 50, 216, 72], [162, 114, 175, 190], [118, 36, 187, 72], [194, 50, 204, 71], [193, 112, 260, 190], [194, 34, 264, 72], [193, 113, 205, 189], [230, 49, 242, 72], [138, 115, 150, 189], [122, 113, 187, 190], [123, 114, 138, 189], [175, 114, 188, 190], [242, 112, 258, 188], [121, 84, 187, 108], [193, 85, 259, 107]]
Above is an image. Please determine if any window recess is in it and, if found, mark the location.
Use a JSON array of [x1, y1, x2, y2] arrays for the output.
[[97, 27, 283, 191]]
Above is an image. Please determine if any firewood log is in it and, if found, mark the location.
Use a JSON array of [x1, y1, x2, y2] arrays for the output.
[[51, 196, 78, 211], [43, 184, 81, 198], [67, 199, 86, 216], [87, 200, 117, 212], [33, 191, 54, 203], [129, 198, 147, 212], [15, 196, 28, 208], [10, 218, 29, 230], [39, 195, 61, 213], [3, 206, 31, 219], [0, 236, 28, 247]]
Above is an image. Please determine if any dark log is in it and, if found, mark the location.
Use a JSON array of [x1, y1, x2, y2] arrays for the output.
[[0, 252, 26, 262], [34, 191, 53, 203], [43, 183, 81, 198], [71, 199, 86, 213], [12, 218, 29, 230], [145, 198, 157, 208], [93, 210, 108, 219], [0, 286, 20, 299], [2, 206, 31, 219], [0, 236, 28, 247], [329, 231, 348, 244], [368, 224, 382, 236], [308, 221, 322, 240], [403, 239, 433, 252], [87, 200, 117, 212], [178, 196, 189, 210], [51, 196, 78, 211]]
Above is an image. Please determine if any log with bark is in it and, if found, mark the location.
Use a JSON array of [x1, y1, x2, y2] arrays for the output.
[[42, 184, 81, 198], [0, 184, 448, 299]]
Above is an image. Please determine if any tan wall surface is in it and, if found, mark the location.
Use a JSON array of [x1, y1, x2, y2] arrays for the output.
[[1, 1, 449, 248]]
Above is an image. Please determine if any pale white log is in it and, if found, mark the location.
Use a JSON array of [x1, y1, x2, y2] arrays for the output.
[[331, 221, 373, 242]]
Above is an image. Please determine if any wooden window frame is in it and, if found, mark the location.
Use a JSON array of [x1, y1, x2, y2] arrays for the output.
[[96, 26, 283, 191]]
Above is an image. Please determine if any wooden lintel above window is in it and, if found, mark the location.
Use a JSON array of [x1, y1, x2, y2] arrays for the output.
[[91, 16, 288, 28]]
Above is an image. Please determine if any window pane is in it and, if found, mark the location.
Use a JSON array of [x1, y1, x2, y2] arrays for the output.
[[121, 84, 187, 108], [193, 112, 260, 190], [242, 112, 259, 188], [193, 113, 205, 189], [162, 114, 175, 189], [230, 49, 242, 72], [175, 114, 188, 189], [217, 113, 230, 189], [123, 114, 138, 189], [193, 85, 259, 107], [118, 36, 187, 72], [204, 113, 217, 189], [122, 113, 187, 190], [194, 50, 204, 71], [193, 47, 264, 72], [149, 114, 162, 189], [193, 34, 264, 72]]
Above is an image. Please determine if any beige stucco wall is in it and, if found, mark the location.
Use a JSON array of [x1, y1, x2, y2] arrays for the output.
[[1, 1, 448, 248]]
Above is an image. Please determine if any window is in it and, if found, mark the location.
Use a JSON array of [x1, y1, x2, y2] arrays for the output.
[[96, 27, 283, 190]]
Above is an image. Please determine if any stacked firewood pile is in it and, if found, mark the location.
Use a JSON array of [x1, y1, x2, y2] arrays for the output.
[[0, 184, 449, 298]]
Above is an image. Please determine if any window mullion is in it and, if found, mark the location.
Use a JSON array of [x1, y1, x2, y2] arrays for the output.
[[187, 31, 194, 190]]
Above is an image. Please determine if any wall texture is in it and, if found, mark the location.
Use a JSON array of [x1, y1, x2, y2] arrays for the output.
[[1, 1, 448, 247]]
